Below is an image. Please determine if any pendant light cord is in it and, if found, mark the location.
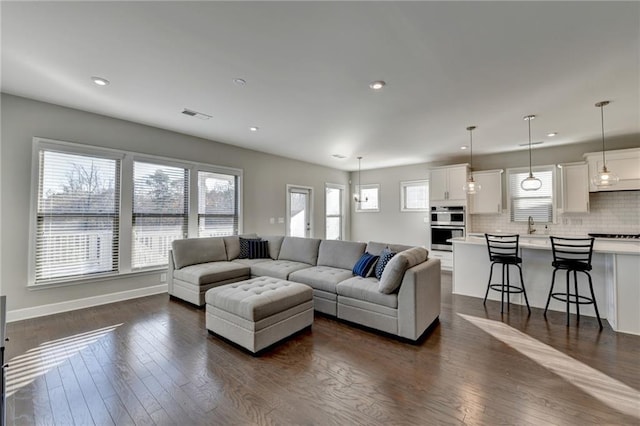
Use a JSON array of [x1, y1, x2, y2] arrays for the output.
[[600, 103, 606, 167], [469, 129, 473, 169], [528, 118, 533, 177]]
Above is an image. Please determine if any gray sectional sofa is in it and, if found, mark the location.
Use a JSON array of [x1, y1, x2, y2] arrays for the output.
[[168, 235, 441, 341]]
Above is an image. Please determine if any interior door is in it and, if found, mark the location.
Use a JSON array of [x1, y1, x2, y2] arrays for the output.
[[288, 186, 311, 237]]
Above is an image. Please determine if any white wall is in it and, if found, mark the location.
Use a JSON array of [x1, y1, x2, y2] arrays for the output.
[[1, 94, 349, 314]]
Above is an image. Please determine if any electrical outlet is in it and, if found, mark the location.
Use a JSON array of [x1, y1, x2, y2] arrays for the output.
[[269, 217, 275, 224], [160, 273, 167, 283]]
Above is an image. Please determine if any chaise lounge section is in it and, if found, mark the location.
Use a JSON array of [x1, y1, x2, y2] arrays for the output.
[[168, 235, 441, 341]]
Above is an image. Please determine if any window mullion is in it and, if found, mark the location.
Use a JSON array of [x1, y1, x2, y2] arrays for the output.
[[119, 154, 134, 273], [188, 166, 198, 238]]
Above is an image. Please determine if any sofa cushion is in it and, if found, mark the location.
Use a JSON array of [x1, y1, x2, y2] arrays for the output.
[[261, 235, 285, 260], [375, 248, 396, 280], [317, 240, 366, 270], [248, 240, 270, 259], [223, 234, 258, 260], [173, 261, 250, 285], [278, 237, 321, 265], [172, 237, 227, 269], [251, 259, 313, 280], [378, 247, 429, 294], [336, 277, 398, 309], [352, 253, 379, 278], [239, 237, 261, 258], [289, 266, 354, 293], [233, 258, 272, 267]]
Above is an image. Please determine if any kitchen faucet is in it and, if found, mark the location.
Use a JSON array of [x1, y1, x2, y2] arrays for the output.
[[528, 216, 536, 234]]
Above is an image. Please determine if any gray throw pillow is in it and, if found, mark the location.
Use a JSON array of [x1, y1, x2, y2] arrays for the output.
[[378, 247, 428, 294]]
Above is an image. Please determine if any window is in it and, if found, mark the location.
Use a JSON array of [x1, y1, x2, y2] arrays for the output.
[[325, 183, 345, 240], [507, 166, 555, 223], [34, 149, 120, 284], [30, 138, 243, 286], [355, 184, 380, 212], [198, 171, 239, 237], [400, 180, 429, 211], [132, 161, 188, 269]]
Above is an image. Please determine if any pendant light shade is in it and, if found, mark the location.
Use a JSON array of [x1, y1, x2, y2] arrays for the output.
[[463, 125, 481, 195], [592, 101, 619, 188], [521, 115, 542, 191], [353, 156, 368, 204]]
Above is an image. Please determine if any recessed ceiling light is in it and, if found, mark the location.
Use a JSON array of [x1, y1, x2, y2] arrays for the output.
[[547, 132, 558, 137], [460, 146, 468, 150], [233, 78, 246, 86], [369, 80, 386, 90], [249, 126, 259, 132], [91, 76, 110, 86], [332, 154, 347, 159]]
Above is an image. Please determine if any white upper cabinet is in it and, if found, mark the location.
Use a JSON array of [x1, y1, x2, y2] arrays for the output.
[[469, 170, 503, 214], [584, 148, 640, 192], [429, 164, 469, 204], [559, 162, 589, 213]]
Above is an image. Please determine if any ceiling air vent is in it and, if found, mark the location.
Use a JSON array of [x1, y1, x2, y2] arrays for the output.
[[181, 108, 212, 120]]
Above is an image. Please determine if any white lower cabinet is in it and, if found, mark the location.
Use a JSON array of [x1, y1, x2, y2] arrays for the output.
[[430, 250, 452, 271]]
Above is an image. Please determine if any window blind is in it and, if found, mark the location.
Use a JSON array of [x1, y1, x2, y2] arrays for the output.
[[325, 185, 343, 240], [197, 171, 238, 237], [509, 168, 554, 222], [401, 180, 429, 211], [35, 150, 120, 283], [132, 161, 188, 269]]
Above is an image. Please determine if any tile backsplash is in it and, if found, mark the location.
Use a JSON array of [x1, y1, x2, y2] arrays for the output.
[[470, 191, 640, 236]]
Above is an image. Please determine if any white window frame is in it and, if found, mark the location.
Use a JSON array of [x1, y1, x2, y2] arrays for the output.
[[29, 137, 243, 287], [506, 165, 557, 224], [354, 184, 380, 213], [400, 179, 429, 212], [325, 183, 346, 240]]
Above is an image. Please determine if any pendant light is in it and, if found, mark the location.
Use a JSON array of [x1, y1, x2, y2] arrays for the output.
[[463, 125, 481, 195], [520, 114, 542, 191], [353, 156, 368, 204], [592, 100, 619, 188]]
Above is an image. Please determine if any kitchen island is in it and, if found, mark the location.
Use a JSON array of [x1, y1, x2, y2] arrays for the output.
[[451, 234, 640, 335]]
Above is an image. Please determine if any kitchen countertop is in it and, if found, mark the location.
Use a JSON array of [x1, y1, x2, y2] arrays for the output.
[[451, 234, 640, 255]]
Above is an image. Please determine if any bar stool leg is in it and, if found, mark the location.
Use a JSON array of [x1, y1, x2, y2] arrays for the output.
[[586, 272, 603, 330], [517, 265, 531, 315], [506, 264, 511, 312], [500, 263, 506, 314], [565, 270, 571, 326], [544, 269, 558, 317], [574, 270, 580, 322], [484, 263, 494, 305]]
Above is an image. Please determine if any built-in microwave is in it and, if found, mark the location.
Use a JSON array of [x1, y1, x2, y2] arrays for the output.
[[431, 206, 465, 226], [431, 225, 465, 251]]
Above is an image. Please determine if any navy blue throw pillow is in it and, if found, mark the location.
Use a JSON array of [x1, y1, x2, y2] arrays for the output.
[[353, 252, 379, 278], [248, 240, 270, 259], [239, 237, 261, 259], [375, 248, 396, 280]]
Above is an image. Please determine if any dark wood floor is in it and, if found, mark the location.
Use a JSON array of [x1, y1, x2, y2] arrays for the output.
[[5, 273, 639, 425]]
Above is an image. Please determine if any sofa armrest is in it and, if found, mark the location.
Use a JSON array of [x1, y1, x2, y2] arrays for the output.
[[168, 249, 175, 295], [397, 257, 441, 341]]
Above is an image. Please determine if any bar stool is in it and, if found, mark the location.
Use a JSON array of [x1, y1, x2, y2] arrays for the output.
[[544, 237, 602, 329], [483, 234, 531, 314]]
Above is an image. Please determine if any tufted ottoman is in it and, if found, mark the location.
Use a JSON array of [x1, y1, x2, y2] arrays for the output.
[[205, 277, 314, 353]]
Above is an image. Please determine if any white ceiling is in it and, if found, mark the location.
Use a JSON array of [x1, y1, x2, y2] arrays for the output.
[[2, 2, 638, 171]]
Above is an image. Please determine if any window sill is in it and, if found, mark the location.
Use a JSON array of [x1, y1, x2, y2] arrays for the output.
[[28, 268, 166, 290]]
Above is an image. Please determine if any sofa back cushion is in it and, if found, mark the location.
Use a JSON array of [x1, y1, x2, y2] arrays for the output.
[[172, 237, 227, 269], [278, 237, 321, 265], [378, 247, 429, 294], [223, 233, 258, 260], [317, 240, 366, 270], [261, 235, 285, 260], [366, 241, 415, 256]]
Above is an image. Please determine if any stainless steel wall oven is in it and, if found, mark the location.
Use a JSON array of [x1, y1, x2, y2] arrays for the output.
[[430, 206, 465, 251]]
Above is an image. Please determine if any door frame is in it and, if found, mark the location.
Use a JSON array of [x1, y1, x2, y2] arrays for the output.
[[285, 184, 314, 237]]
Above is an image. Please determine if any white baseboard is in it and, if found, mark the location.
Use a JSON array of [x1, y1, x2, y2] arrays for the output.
[[7, 284, 168, 323]]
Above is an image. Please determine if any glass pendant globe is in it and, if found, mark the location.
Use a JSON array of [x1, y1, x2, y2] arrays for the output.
[[591, 167, 619, 187], [521, 175, 542, 191], [463, 179, 481, 195]]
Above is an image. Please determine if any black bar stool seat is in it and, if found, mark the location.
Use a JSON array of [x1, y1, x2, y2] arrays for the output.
[[483, 234, 531, 314], [544, 237, 602, 330]]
